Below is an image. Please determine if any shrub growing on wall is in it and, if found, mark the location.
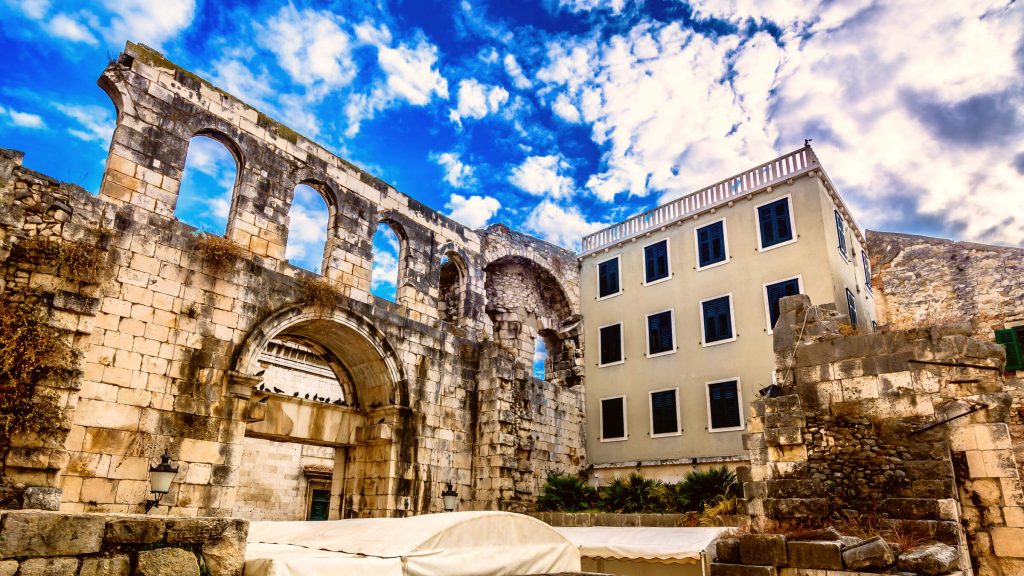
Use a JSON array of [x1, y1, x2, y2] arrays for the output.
[[0, 301, 71, 472]]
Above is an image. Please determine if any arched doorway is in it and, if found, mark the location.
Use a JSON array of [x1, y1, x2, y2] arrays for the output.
[[231, 305, 409, 520]]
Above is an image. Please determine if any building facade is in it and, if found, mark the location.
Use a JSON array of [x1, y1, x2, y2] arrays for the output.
[[579, 147, 876, 482]]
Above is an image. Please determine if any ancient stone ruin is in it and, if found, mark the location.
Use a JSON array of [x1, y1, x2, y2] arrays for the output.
[[723, 294, 1024, 575], [0, 41, 586, 519]]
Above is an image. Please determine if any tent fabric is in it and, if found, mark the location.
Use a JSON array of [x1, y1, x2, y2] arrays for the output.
[[553, 526, 728, 564], [244, 511, 581, 576]]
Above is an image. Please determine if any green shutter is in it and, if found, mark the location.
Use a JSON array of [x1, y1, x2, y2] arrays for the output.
[[995, 329, 1024, 371]]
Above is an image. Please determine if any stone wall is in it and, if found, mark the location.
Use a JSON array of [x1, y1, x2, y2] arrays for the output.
[[739, 294, 1024, 575], [867, 230, 1024, 336], [0, 510, 247, 576], [0, 41, 586, 519], [230, 438, 334, 521]]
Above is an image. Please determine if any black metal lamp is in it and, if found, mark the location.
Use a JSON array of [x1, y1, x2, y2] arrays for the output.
[[441, 482, 458, 512], [144, 450, 178, 513]]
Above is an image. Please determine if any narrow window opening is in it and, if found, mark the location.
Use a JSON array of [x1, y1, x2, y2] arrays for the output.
[[438, 253, 466, 323], [371, 222, 401, 302], [285, 184, 330, 273], [533, 337, 548, 379], [177, 135, 238, 234]]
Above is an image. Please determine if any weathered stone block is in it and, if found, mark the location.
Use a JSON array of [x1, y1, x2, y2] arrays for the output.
[[201, 518, 248, 576], [739, 534, 787, 566], [881, 498, 940, 520], [136, 547, 200, 576], [79, 555, 130, 576], [710, 563, 777, 576], [841, 536, 894, 570], [0, 512, 105, 558], [0, 560, 17, 576], [17, 557, 79, 576], [166, 517, 230, 544], [22, 487, 62, 511], [897, 542, 960, 575], [716, 538, 741, 563], [991, 527, 1024, 557], [105, 517, 166, 544], [764, 498, 827, 518], [786, 541, 842, 570]]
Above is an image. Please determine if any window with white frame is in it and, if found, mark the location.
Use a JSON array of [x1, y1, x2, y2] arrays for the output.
[[862, 251, 873, 294], [695, 219, 728, 268], [700, 294, 735, 345], [846, 288, 858, 327], [646, 310, 675, 356], [764, 276, 802, 332], [643, 239, 670, 283], [597, 256, 621, 299], [598, 323, 624, 366], [756, 197, 794, 250], [706, 379, 743, 431], [600, 396, 627, 441], [835, 210, 848, 259], [649, 388, 680, 437]]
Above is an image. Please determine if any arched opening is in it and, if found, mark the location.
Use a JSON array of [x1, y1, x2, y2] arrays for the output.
[[438, 252, 467, 324], [286, 183, 331, 274], [371, 222, 402, 302], [176, 134, 239, 233], [533, 336, 549, 380], [234, 307, 408, 520]]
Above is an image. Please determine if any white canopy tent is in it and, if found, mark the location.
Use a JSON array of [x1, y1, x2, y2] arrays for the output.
[[244, 511, 582, 576], [553, 526, 728, 576]]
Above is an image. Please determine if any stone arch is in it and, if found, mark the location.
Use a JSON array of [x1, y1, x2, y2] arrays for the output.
[[235, 304, 408, 408], [282, 175, 339, 275], [484, 255, 580, 385], [438, 249, 469, 324]]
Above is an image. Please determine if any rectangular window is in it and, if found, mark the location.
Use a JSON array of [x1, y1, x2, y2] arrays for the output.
[[757, 197, 794, 249], [646, 310, 675, 356], [649, 389, 679, 437], [701, 295, 734, 345], [835, 210, 847, 258], [764, 277, 801, 331], [846, 288, 858, 326], [643, 239, 670, 283], [600, 396, 626, 441], [599, 323, 623, 366], [862, 251, 873, 293], [995, 328, 1024, 371], [696, 220, 727, 268], [707, 380, 742, 431], [597, 257, 621, 298]]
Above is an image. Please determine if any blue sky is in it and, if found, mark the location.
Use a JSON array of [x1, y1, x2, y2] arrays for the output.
[[1, 0, 1022, 306]]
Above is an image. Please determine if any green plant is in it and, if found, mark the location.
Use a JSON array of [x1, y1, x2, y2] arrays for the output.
[[536, 472, 598, 512], [57, 239, 108, 283], [193, 232, 245, 270], [0, 301, 72, 473], [699, 496, 737, 526], [675, 466, 742, 512], [884, 520, 934, 551], [599, 473, 664, 513]]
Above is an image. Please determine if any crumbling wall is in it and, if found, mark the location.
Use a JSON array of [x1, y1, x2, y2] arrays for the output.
[[741, 295, 1024, 575], [0, 41, 585, 518]]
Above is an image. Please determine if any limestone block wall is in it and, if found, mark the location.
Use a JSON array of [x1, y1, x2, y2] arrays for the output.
[[0, 510, 247, 576], [230, 438, 334, 521], [740, 294, 1024, 574], [0, 41, 586, 519]]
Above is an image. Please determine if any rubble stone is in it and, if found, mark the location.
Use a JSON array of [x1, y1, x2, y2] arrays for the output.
[[897, 542, 960, 575]]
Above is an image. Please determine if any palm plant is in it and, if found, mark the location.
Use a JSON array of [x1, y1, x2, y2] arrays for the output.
[[536, 472, 598, 512]]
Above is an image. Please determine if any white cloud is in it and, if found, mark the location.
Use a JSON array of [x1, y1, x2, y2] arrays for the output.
[[377, 39, 449, 105], [555, 0, 629, 13], [18, 0, 50, 19], [551, 93, 580, 123], [184, 136, 238, 181], [209, 59, 274, 107], [47, 13, 97, 45], [449, 78, 509, 126], [55, 103, 114, 145], [509, 155, 576, 200], [346, 36, 449, 136], [100, 0, 195, 49], [371, 223, 401, 293], [257, 5, 357, 97], [503, 54, 532, 89], [354, 20, 392, 46], [446, 193, 501, 229], [524, 200, 607, 249], [432, 151, 476, 188], [0, 106, 45, 129]]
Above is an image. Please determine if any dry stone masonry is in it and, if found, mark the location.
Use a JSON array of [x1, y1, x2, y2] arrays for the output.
[[0, 41, 586, 519], [734, 294, 1024, 575]]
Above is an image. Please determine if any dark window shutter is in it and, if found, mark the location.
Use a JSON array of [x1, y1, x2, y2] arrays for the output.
[[644, 241, 668, 282], [996, 329, 1024, 371], [598, 259, 619, 298], [710, 223, 724, 262], [702, 296, 732, 343], [697, 222, 726, 267], [600, 324, 622, 365], [709, 381, 741, 429], [846, 289, 858, 326], [766, 278, 800, 330], [647, 311, 673, 354], [650, 390, 678, 435], [601, 397, 625, 439], [758, 204, 775, 246], [835, 211, 847, 256], [697, 227, 711, 265], [774, 201, 792, 242], [862, 252, 872, 291]]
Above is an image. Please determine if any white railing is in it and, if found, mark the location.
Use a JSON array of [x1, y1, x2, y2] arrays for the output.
[[581, 146, 818, 254]]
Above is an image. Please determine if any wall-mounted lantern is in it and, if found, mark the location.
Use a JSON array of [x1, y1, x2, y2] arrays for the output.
[[441, 482, 458, 512], [144, 450, 178, 513]]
